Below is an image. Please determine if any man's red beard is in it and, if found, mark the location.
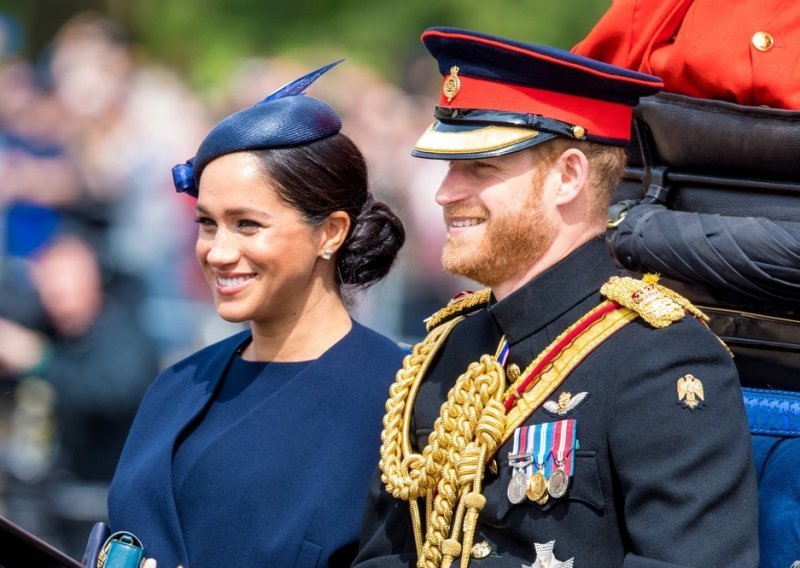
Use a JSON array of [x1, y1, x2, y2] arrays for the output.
[[441, 184, 556, 288]]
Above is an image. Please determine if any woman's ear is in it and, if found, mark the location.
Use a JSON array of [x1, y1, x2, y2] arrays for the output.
[[554, 148, 589, 206], [318, 211, 351, 258]]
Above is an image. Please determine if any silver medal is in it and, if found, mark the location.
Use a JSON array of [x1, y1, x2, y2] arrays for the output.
[[507, 470, 529, 504], [547, 468, 570, 499]]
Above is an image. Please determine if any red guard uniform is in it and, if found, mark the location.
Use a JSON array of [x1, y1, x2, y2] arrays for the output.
[[573, 0, 800, 109]]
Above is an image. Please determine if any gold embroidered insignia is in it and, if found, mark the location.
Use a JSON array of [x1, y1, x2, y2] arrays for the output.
[[443, 65, 461, 102], [470, 540, 492, 559], [677, 374, 705, 410], [543, 391, 589, 416], [523, 541, 574, 568], [424, 288, 491, 331], [600, 274, 708, 328]]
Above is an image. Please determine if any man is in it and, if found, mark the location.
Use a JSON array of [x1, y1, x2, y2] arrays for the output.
[[0, 220, 159, 558], [354, 27, 758, 568]]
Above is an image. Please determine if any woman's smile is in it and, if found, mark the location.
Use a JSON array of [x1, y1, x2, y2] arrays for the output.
[[214, 272, 257, 294]]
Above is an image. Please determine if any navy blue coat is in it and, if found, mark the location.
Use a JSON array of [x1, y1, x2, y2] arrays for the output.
[[355, 239, 759, 568], [108, 320, 403, 568]]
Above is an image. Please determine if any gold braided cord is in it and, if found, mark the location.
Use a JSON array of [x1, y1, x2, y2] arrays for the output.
[[418, 355, 506, 568], [380, 316, 465, 559], [381, 317, 465, 502], [379, 316, 507, 568]]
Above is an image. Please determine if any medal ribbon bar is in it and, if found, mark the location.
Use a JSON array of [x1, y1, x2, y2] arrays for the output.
[[550, 419, 577, 476]]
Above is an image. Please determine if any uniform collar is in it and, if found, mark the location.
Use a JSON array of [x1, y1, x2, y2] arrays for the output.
[[488, 237, 618, 344]]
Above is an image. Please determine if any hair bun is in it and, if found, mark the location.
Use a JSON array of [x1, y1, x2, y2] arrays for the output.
[[337, 197, 405, 288]]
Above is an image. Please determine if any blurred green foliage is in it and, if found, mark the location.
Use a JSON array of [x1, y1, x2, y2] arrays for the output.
[[0, 0, 611, 90]]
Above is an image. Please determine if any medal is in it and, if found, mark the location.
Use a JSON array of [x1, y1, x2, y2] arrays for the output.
[[527, 467, 548, 502], [527, 422, 552, 504], [507, 427, 533, 504], [547, 419, 577, 500], [507, 470, 530, 504], [547, 468, 569, 499]]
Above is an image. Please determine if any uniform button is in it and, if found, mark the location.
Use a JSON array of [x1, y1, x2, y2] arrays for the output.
[[752, 31, 774, 52], [470, 540, 492, 559]]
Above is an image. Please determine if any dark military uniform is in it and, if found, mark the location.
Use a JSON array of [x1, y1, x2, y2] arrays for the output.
[[354, 238, 759, 567]]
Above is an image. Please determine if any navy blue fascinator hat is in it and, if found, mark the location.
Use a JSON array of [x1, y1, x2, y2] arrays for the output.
[[172, 60, 344, 197]]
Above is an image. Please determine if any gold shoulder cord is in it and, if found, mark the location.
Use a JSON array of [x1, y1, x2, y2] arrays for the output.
[[381, 290, 504, 568], [379, 319, 508, 568], [380, 315, 467, 556]]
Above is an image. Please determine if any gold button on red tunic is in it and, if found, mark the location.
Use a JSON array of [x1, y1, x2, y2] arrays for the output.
[[752, 31, 774, 52]]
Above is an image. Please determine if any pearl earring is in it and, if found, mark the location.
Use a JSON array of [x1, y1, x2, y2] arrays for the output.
[[322, 249, 333, 260]]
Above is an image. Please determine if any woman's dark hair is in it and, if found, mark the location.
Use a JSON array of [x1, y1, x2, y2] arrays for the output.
[[252, 132, 405, 289]]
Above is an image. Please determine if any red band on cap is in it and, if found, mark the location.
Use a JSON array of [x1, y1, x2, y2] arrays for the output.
[[439, 75, 634, 142]]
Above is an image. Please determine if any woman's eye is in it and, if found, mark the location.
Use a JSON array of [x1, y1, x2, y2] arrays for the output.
[[237, 219, 262, 231], [194, 216, 215, 227]]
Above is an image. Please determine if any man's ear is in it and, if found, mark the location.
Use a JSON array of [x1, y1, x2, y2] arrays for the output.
[[318, 211, 351, 258], [554, 148, 589, 206]]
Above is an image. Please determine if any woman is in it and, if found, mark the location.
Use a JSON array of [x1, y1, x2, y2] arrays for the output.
[[106, 61, 406, 568]]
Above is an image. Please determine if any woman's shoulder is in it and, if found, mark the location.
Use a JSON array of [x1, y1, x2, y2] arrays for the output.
[[349, 320, 407, 357], [325, 320, 405, 379]]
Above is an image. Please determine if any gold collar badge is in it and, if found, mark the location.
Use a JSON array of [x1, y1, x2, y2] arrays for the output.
[[443, 65, 461, 102], [677, 374, 705, 410]]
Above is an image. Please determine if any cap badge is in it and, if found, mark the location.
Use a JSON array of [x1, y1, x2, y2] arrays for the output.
[[523, 540, 574, 568], [443, 65, 461, 102], [677, 374, 705, 410]]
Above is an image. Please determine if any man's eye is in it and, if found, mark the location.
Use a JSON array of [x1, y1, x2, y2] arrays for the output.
[[473, 161, 494, 170]]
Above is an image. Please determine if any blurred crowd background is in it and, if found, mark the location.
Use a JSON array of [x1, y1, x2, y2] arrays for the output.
[[0, 0, 610, 559]]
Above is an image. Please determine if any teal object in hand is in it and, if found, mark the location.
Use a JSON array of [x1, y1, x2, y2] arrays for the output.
[[98, 532, 144, 568]]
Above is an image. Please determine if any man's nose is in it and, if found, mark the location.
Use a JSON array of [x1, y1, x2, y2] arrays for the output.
[[435, 167, 471, 206]]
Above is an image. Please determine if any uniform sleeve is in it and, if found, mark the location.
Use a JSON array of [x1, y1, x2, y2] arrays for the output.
[[352, 466, 417, 568], [572, 0, 692, 72], [575, 0, 800, 108], [606, 317, 759, 567]]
